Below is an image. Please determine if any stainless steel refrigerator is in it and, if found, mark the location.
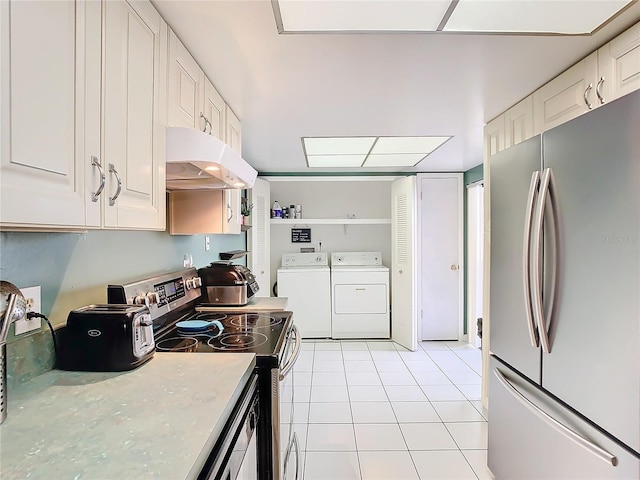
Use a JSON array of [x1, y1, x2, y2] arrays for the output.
[[488, 90, 640, 479]]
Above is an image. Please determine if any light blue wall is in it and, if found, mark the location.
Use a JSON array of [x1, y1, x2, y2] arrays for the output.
[[0, 229, 245, 384]]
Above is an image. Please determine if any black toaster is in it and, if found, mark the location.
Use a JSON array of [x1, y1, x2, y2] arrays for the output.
[[57, 304, 155, 372]]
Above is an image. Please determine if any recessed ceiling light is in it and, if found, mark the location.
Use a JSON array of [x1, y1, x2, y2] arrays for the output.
[[371, 136, 451, 154], [302, 136, 452, 168], [444, 0, 633, 34], [306, 154, 367, 168], [364, 153, 427, 167], [274, 0, 633, 34], [276, 0, 451, 32], [304, 137, 376, 155]]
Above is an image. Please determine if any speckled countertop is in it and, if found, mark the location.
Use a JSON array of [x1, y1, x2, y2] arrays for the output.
[[0, 352, 256, 480], [197, 296, 288, 312]]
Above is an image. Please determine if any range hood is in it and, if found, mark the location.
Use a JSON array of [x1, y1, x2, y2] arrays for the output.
[[166, 127, 258, 190]]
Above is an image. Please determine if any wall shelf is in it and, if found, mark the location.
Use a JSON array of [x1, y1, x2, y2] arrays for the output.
[[270, 218, 391, 225]]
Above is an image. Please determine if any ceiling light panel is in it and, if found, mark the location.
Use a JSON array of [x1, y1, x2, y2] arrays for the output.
[[277, 0, 451, 32], [304, 137, 376, 155], [444, 0, 633, 34], [371, 136, 451, 154], [363, 153, 427, 167], [307, 154, 367, 168]]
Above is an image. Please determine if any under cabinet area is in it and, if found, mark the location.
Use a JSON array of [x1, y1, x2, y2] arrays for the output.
[[168, 190, 241, 235], [0, 0, 167, 230]]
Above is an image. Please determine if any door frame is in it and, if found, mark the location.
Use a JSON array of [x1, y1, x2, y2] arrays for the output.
[[416, 173, 465, 342]]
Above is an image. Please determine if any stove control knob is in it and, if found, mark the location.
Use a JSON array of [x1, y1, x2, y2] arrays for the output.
[[192, 276, 202, 288], [185, 278, 194, 290], [145, 292, 159, 306], [133, 295, 147, 305]]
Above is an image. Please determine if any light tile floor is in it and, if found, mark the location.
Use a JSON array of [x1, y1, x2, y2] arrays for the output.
[[285, 340, 495, 480]]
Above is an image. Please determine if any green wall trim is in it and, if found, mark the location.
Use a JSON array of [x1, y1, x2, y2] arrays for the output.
[[258, 171, 466, 177]]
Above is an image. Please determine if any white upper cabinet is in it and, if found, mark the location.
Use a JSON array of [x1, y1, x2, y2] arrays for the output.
[[533, 52, 599, 133], [223, 106, 243, 234], [0, 0, 166, 230], [505, 95, 535, 148], [166, 29, 243, 235], [484, 114, 506, 159], [597, 21, 640, 105], [0, 0, 100, 228], [168, 29, 227, 139], [168, 29, 204, 130], [204, 78, 226, 140], [102, 0, 167, 230]]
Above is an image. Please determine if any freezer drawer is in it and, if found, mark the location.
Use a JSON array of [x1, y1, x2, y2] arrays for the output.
[[333, 284, 388, 314], [488, 358, 640, 480]]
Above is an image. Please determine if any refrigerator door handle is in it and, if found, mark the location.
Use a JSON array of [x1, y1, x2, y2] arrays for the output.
[[494, 367, 618, 467], [531, 168, 556, 353], [523, 171, 541, 348]]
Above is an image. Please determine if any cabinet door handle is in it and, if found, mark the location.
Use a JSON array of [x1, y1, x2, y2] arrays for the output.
[[227, 204, 233, 222], [108, 164, 122, 206], [91, 156, 106, 202], [596, 76, 605, 105], [583, 83, 593, 110], [200, 113, 212, 134]]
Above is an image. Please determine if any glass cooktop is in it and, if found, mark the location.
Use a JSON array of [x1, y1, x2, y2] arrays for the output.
[[154, 310, 293, 367]]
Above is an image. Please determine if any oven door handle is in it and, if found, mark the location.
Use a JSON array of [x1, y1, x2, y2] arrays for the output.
[[279, 325, 301, 381]]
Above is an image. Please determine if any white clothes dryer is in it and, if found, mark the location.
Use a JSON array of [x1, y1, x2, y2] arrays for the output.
[[277, 252, 331, 338], [330, 252, 390, 339]]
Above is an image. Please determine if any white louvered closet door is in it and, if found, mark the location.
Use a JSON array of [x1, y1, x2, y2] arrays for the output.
[[248, 178, 271, 296], [391, 176, 417, 351]]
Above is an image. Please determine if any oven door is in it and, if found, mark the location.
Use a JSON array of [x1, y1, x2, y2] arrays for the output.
[[278, 325, 301, 480], [199, 375, 259, 480]]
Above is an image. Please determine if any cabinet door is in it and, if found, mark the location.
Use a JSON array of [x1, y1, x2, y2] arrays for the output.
[[505, 95, 534, 148], [225, 105, 242, 154], [0, 0, 97, 228], [484, 114, 505, 159], [597, 21, 640, 104], [222, 189, 242, 234], [168, 29, 204, 130], [223, 105, 242, 234], [102, 0, 166, 229], [204, 78, 226, 140], [248, 178, 271, 296], [533, 52, 598, 132]]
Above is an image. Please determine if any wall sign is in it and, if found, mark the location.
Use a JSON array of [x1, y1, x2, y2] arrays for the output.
[[291, 228, 311, 243]]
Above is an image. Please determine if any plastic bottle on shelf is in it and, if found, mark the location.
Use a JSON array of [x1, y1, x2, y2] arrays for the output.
[[272, 200, 283, 218]]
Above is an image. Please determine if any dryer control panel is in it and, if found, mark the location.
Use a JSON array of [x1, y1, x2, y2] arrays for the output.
[[331, 252, 383, 266]]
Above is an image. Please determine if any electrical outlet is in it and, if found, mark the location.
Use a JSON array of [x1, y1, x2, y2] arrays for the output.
[[14, 286, 42, 335], [205, 235, 210, 251]]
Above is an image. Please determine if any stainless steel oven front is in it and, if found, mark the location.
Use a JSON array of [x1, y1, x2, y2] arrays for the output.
[[198, 374, 259, 480], [273, 325, 301, 480]]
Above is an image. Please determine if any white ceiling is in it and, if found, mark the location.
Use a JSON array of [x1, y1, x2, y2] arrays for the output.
[[151, 0, 640, 174]]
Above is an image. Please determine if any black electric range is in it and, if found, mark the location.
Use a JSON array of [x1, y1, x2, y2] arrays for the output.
[[107, 268, 301, 480]]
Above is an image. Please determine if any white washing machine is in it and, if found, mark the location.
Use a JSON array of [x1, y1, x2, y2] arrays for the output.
[[330, 252, 390, 339], [277, 252, 331, 338]]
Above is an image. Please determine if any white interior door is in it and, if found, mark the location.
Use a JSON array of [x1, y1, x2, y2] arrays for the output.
[[419, 174, 463, 341], [391, 176, 417, 351], [466, 182, 484, 348], [248, 177, 271, 296]]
